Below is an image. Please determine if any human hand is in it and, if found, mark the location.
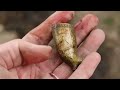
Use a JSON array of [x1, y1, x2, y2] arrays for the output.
[[0, 11, 105, 79]]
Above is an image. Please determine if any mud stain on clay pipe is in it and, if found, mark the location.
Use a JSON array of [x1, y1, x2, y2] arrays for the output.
[[52, 23, 82, 70]]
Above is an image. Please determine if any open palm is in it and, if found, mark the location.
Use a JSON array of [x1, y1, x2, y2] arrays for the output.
[[0, 11, 105, 79]]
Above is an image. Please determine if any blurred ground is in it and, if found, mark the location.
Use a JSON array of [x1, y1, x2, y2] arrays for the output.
[[0, 11, 120, 79]]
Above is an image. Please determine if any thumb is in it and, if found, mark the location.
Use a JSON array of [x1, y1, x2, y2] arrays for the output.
[[19, 40, 52, 65]]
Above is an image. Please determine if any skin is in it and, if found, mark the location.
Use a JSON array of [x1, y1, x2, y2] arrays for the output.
[[0, 11, 105, 79]]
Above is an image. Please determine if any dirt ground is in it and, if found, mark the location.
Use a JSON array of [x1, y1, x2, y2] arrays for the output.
[[0, 11, 120, 79]]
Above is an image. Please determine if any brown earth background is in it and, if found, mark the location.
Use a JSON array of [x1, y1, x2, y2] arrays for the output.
[[0, 11, 119, 79]]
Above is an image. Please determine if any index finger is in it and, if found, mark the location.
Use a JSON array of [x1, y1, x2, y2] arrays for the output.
[[23, 11, 75, 45]]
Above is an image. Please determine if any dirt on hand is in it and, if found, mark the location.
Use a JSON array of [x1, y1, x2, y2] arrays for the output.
[[0, 11, 120, 79]]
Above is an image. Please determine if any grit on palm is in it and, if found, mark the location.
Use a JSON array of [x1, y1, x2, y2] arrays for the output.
[[0, 11, 119, 79]]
